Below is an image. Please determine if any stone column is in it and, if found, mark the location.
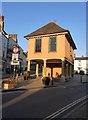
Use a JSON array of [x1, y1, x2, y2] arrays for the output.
[[43, 60, 46, 77], [70, 64, 72, 78], [28, 60, 31, 71], [36, 64, 39, 77], [61, 59, 65, 82], [66, 63, 69, 79], [62, 60, 65, 76], [72, 65, 74, 77]]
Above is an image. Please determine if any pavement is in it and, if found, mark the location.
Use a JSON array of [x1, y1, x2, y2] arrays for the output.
[[1, 74, 88, 92], [17, 74, 88, 89], [1, 74, 88, 118]]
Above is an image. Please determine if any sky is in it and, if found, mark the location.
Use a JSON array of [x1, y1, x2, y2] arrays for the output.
[[1, 2, 86, 57]]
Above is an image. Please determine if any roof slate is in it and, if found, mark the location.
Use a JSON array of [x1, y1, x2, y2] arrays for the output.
[[75, 57, 88, 60], [24, 22, 67, 38], [24, 22, 77, 49]]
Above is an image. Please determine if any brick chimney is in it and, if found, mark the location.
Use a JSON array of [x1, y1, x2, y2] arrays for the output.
[[8, 34, 18, 43], [0, 16, 4, 32]]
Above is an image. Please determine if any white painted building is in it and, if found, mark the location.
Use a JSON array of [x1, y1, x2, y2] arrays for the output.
[[7, 34, 18, 69], [18, 47, 27, 73], [0, 16, 8, 73], [74, 57, 88, 74], [0, 16, 27, 74], [0, 33, 8, 72]]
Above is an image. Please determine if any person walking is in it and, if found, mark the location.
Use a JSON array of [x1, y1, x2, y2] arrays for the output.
[[48, 73, 53, 86]]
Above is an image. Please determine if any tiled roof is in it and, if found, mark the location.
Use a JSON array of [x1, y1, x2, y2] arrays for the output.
[[75, 57, 88, 60], [24, 22, 77, 49], [24, 22, 67, 38]]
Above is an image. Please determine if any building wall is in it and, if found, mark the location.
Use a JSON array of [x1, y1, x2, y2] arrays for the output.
[[74, 59, 88, 74], [7, 37, 17, 69], [65, 37, 74, 62], [19, 47, 27, 71], [8, 37, 17, 49], [0, 16, 27, 74], [28, 34, 74, 63], [7, 37, 27, 73], [2, 34, 7, 59], [0, 33, 8, 72], [0, 33, 2, 71], [53, 68, 62, 77]]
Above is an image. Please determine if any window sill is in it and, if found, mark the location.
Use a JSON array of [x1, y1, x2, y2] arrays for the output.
[[48, 51, 57, 53], [34, 52, 42, 53]]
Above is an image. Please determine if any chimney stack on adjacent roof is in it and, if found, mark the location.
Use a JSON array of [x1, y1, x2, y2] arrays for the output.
[[0, 16, 4, 32], [8, 34, 18, 43]]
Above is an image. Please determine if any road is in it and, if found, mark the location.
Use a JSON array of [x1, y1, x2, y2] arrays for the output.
[[2, 83, 87, 119]]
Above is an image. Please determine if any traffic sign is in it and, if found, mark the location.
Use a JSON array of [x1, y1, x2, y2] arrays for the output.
[[12, 54, 18, 61], [13, 45, 19, 53], [11, 61, 19, 65]]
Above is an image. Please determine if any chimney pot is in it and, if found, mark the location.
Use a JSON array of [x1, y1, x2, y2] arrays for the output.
[[0, 16, 4, 32], [9, 34, 18, 43]]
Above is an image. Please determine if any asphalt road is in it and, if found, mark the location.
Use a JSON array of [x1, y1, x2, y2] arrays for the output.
[[2, 84, 87, 119], [65, 101, 88, 118]]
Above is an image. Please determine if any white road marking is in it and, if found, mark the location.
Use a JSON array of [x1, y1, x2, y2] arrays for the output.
[[43, 95, 88, 120]]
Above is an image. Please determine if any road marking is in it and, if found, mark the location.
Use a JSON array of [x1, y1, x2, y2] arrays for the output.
[[43, 95, 88, 120], [62, 98, 88, 118]]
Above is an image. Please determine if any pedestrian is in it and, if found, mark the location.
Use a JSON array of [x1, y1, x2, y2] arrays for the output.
[[48, 73, 53, 86], [23, 68, 28, 80], [56, 72, 59, 78]]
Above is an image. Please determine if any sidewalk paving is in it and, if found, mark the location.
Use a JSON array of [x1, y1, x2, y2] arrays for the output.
[[15, 75, 87, 90], [1, 74, 88, 92]]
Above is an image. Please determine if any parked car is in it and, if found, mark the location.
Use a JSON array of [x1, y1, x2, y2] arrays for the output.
[[86, 72, 88, 75], [79, 70, 85, 75], [74, 71, 78, 74]]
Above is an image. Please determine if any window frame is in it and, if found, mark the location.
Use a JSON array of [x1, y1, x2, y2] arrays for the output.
[[35, 38, 42, 53], [49, 36, 57, 52]]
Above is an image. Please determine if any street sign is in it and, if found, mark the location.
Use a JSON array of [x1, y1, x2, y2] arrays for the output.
[[12, 54, 18, 61], [11, 61, 19, 65], [11, 45, 19, 66], [13, 45, 19, 54]]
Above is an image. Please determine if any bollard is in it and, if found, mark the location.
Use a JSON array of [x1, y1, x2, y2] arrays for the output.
[[51, 79, 53, 86], [16, 73, 18, 80], [81, 76, 82, 83]]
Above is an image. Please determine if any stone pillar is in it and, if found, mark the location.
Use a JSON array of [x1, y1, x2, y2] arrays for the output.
[[61, 59, 65, 82], [66, 63, 69, 79], [72, 65, 74, 77], [70, 64, 72, 78], [62, 61, 65, 76], [43, 60, 46, 77], [42, 66, 44, 76], [28, 60, 31, 71], [36, 64, 39, 77]]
